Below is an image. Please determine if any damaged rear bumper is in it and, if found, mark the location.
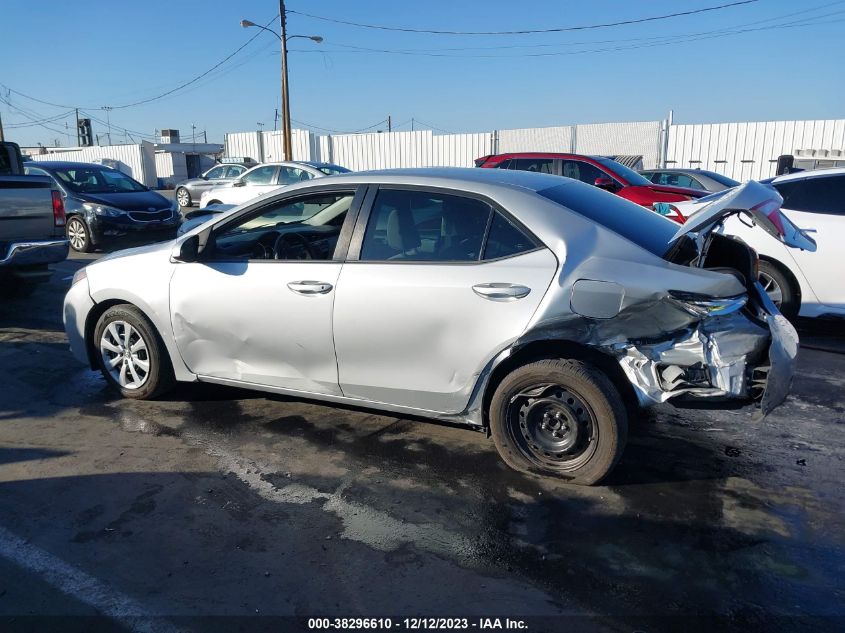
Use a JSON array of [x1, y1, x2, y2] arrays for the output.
[[617, 282, 798, 416]]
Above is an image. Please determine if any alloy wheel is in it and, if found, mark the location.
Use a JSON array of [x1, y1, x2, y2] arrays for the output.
[[99, 320, 150, 390], [508, 384, 598, 472], [759, 271, 783, 306], [176, 188, 190, 207], [67, 219, 87, 251]]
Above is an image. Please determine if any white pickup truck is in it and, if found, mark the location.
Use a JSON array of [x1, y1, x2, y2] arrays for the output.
[[0, 142, 69, 295]]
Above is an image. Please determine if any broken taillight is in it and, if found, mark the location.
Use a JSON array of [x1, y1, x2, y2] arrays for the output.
[[667, 291, 747, 317]]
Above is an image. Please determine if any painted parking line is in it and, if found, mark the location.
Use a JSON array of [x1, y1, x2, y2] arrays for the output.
[[0, 525, 183, 633]]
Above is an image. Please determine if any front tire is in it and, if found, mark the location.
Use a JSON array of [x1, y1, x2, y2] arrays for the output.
[[93, 305, 175, 399], [66, 216, 93, 253], [489, 359, 627, 485], [759, 260, 799, 320], [176, 187, 192, 208]]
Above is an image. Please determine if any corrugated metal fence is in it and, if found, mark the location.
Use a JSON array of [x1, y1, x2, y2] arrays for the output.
[[224, 118, 845, 181], [29, 142, 158, 187], [666, 119, 845, 180]]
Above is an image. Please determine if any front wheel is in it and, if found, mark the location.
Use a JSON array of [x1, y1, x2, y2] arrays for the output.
[[93, 304, 175, 399], [66, 216, 93, 253], [489, 359, 627, 485], [176, 187, 191, 208]]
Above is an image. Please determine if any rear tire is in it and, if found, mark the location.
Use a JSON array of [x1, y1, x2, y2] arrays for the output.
[[489, 359, 627, 485], [759, 259, 799, 320], [93, 304, 175, 400]]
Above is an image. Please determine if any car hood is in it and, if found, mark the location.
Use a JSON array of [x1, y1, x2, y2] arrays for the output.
[[94, 238, 175, 265], [76, 190, 171, 212], [670, 180, 817, 251]]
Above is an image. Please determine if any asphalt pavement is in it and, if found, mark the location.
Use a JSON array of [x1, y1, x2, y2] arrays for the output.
[[0, 250, 843, 633]]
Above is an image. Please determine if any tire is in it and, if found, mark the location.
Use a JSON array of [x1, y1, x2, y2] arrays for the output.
[[66, 216, 94, 253], [489, 359, 628, 485], [759, 260, 799, 321], [176, 187, 192, 208], [93, 304, 175, 400]]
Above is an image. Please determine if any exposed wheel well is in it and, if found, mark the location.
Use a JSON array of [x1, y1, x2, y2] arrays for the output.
[[207, 200, 222, 206], [759, 255, 801, 304], [482, 339, 639, 427]]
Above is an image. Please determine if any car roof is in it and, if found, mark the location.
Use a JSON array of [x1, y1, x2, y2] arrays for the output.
[[28, 161, 116, 170], [773, 166, 845, 183], [315, 166, 566, 192], [485, 152, 604, 161], [642, 168, 717, 175]]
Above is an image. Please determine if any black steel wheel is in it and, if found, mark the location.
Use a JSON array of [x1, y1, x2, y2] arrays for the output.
[[490, 359, 627, 485]]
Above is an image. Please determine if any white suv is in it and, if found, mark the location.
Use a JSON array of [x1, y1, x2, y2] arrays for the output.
[[676, 168, 844, 320]]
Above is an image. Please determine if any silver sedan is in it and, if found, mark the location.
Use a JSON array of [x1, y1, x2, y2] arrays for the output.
[[63, 168, 812, 484]]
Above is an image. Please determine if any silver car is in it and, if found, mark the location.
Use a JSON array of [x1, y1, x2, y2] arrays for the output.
[[639, 168, 741, 192], [63, 168, 813, 484], [175, 163, 250, 208]]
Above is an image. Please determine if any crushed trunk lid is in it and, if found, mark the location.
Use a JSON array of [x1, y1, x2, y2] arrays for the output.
[[669, 180, 817, 252]]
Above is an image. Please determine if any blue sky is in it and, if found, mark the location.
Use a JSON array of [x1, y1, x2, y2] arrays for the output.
[[2, 0, 844, 146]]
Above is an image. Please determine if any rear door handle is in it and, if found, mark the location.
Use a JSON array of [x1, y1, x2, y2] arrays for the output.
[[287, 280, 333, 295], [472, 283, 531, 302]]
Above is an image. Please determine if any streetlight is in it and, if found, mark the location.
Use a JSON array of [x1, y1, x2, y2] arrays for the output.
[[241, 10, 322, 161]]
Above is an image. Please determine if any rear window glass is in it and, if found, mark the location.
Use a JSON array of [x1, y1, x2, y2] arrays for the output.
[[537, 181, 677, 256]]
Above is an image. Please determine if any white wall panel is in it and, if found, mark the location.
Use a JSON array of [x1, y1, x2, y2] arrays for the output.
[[498, 126, 572, 154], [32, 142, 157, 187], [576, 121, 662, 168]]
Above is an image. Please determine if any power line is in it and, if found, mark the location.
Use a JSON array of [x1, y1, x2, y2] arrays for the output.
[[290, 10, 845, 59], [288, 1, 760, 36]]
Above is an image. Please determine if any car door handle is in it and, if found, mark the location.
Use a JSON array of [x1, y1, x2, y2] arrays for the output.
[[287, 280, 333, 295], [472, 283, 531, 302]]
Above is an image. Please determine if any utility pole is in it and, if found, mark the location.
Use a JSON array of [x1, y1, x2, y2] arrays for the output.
[[103, 106, 113, 145], [75, 108, 80, 146], [411, 118, 414, 132], [388, 115, 392, 133], [0, 111, 4, 141], [274, 108, 279, 132], [203, 130, 207, 143], [279, 0, 292, 160]]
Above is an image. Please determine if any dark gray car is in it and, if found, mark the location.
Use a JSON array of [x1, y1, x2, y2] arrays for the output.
[[639, 168, 740, 192], [175, 163, 250, 208]]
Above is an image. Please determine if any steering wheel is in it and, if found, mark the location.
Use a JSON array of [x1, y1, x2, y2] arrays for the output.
[[251, 231, 280, 259], [274, 232, 315, 260]]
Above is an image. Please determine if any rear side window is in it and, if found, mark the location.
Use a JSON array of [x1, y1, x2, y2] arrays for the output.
[[775, 176, 845, 215], [510, 158, 555, 174], [561, 160, 607, 186], [483, 213, 537, 260], [360, 189, 491, 262]]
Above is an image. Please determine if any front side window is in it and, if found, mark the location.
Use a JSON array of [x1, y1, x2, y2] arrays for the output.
[[277, 167, 312, 185], [561, 160, 606, 186], [360, 189, 492, 262], [510, 158, 555, 174], [241, 165, 277, 185], [209, 192, 355, 261], [775, 176, 845, 215], [226, 165, 246, 178], [205, 166, 226, 179]]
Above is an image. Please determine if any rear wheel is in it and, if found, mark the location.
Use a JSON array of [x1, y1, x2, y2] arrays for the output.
[[759, 259, 799, 320], [176, 187, 191, 207], [93, 304, 175, 399], [66, 216, 93, 253], [489, 359, 627, 485]]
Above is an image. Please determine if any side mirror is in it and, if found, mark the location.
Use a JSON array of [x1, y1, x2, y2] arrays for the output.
[[172, 235, 199, 263], [594, 176, 617, 191], [233, 180, 245, 187]]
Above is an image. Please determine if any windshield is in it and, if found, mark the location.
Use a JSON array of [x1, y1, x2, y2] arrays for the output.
[[704, 171, 741, 187], [595, 157, 652, 186], [51, 166, 148, 193], [538, 181, 676, 256], [316, 164, 351, 176]]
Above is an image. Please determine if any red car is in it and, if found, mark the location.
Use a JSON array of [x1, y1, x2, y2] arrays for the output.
[[475, 152, 706, 223]]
